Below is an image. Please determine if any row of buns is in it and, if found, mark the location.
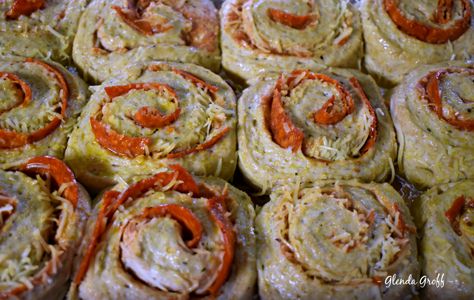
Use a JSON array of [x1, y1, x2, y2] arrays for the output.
[[1, 157, 472, 299], [1, 0, 473, 86]]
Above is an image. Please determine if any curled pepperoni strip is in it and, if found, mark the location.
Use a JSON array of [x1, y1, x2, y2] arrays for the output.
[[349, 77, 378, 155], [419, 68, 474, 132], [139, 205, 203, 248], [270, 77, 304, 152], [105, 164, 200, 216], [207, 196, 236, 296], [134, 106, 181, 128], [446, 196, 467, 224], [0, 59, 69, 149], [265, 70, 377, 157], [267, 8, 316, 30], [74, 165, 236, 296], [5, 0, 45, 20], [313, 95, 352, 125], [105, 83, 181, 129], [383, 0, 471, 44], [16, 156, 79, 207], [0, 73, 31, 113], [445, 196, 474, 235], [103, 82, 174, 99], [91, 72, 228, 159], [312, 74, 354, 125], [89, 117, 151, 158], [90, 83, 178, 158]]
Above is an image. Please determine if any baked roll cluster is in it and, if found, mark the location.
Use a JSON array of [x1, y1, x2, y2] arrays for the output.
[[65, 62, 237, 191], [0, 57, 88, 165], [0, 156, 90, 299], [0, 1, 472, 299], [0, 0, 87, 63], [414, 180, 474, 299], [362, 0, 474, 86], [257, 180, 419, 299], [238, 68, 396, 192], [221, 0, 363, 81], [69, 166, 256, 300], [391, 61, 474, 188], [73, 0, 220, 82]]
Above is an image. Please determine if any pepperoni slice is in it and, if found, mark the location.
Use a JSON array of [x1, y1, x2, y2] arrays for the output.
[[267, 8, 316, 30], [0, 73, 31, 113], [16, 156, 79, 207], [311, 74, 354, 125], [270, 78, 304, 152], [349, 77, 378, 155], [139, 205, 203, 248], [106, 164, 199, 222], [445, 196, 466, 225], [383, 0, 471, 44], [5, 0, 45, 20], [90, 117, 152, 158], [105, 83, 181, 129], [444, 195, 474, 236], [419, 68, 474, 131], [104, 82, 175, 99], [134, 106, 181, 128], [206, 196, 236, 296], [0, 59, 69, 149]]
